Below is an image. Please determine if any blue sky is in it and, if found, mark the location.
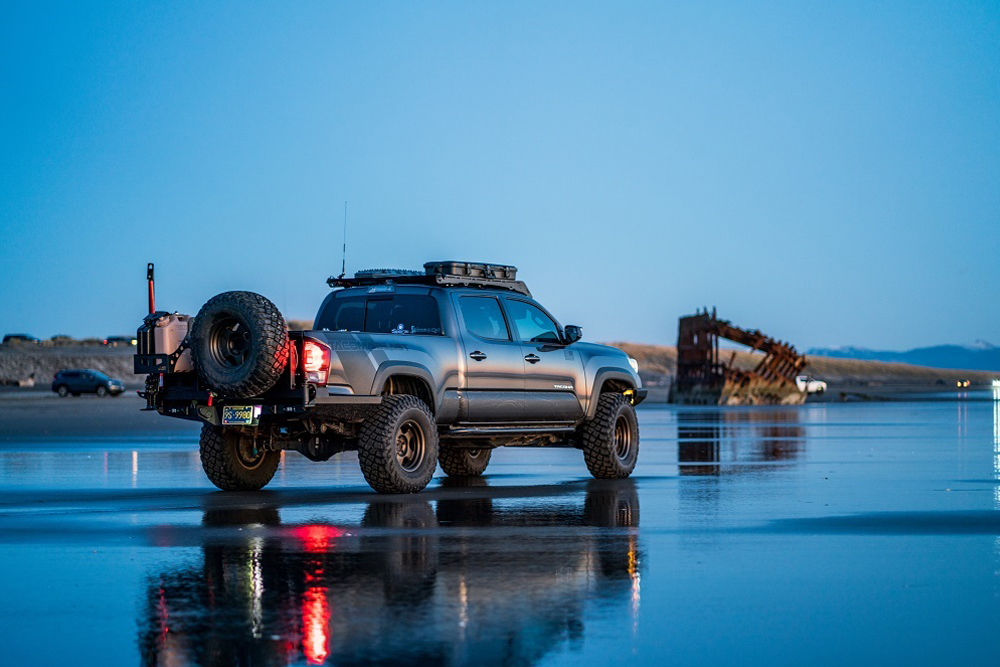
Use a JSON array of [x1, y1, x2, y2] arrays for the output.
[[2, 1, 998, 349]]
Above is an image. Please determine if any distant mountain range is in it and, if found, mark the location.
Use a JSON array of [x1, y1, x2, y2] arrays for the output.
[[806, 340, 1000, 372]]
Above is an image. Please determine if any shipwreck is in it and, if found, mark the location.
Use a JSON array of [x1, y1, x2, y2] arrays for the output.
[[671, 308, 807, 406]]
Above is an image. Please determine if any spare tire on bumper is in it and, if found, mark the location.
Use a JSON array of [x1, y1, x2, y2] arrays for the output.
[[190, 291, 289, 398]]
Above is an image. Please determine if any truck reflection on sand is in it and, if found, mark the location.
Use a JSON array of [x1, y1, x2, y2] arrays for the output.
[[138, 480, 641, 666]]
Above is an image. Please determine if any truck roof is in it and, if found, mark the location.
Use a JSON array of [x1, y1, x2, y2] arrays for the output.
[[327, 261, 531, 297]]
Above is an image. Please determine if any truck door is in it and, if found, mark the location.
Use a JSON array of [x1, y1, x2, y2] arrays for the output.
[[502, 297, 585, 422], [455, 295, 526, 422]]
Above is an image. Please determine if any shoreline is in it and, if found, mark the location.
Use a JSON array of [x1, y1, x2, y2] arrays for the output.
[[3, 343, 997, 405]]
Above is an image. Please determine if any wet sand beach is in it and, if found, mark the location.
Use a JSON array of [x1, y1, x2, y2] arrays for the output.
[[1, 395, 999, 665]]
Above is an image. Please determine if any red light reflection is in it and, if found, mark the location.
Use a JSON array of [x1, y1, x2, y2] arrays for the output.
[[292, 525, 343, 552], [302, 585, 330, 665], [293, 525, 341, 664]]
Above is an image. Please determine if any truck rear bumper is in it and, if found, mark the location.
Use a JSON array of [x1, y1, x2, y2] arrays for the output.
[[155, 390, 382, 424]]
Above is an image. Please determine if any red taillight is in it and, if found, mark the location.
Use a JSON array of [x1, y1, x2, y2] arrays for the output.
[[302, 338, 331, 385]]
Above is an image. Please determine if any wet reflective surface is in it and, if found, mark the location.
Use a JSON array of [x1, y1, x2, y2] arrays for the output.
[[136, 481, 640, 667], [2, 396, 1000, 665]]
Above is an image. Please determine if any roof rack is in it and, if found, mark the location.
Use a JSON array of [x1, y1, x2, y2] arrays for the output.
[[327, 261, 531, 296]]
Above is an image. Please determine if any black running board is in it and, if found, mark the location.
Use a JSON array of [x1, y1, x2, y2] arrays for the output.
[[441, 424, 577, 439]]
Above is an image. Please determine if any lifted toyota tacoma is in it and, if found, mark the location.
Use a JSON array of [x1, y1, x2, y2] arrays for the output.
[[135, 261, 646, 494]]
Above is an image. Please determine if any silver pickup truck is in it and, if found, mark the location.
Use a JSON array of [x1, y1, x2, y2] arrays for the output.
[[135, 261, 646, 494]]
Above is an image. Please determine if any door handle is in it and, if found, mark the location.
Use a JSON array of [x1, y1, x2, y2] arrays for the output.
[[525, 354, 541, 364], [470, 351, 487, 361]]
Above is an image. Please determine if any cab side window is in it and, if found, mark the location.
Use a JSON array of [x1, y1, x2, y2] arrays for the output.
[[459, 296, 511, 341], [365, 295, 442, 335], [505, 299, 561, 344], [315, 294, 442, 335]]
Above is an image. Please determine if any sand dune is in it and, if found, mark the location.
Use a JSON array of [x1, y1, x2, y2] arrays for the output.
[[608, 341, 999, 389]]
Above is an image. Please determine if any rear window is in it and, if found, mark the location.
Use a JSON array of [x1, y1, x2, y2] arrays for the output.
[[320, 296, 366, 332], [317, 294, 442, 335]]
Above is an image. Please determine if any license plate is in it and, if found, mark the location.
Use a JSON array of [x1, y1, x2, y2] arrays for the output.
[[221, 405, 261, 426]]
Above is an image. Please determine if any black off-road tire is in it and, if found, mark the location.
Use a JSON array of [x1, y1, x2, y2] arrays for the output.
[[580, 393, 640, 479], [199, 424, 280, 491], [190, 291, 289, 398], [358, 395, 439, 494], [438, 445, 491, 477]]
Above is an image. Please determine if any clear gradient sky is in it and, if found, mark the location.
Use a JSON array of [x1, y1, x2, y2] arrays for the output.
[[2, 1, 998, 349]]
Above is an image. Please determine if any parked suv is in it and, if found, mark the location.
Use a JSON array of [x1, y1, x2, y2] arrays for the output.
[[136, 261, 646, 494], [52, 370, 126, 397], [3, 334, 41, 346]]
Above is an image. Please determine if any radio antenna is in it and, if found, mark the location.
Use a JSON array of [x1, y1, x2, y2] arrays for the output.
[[338, 201, 348, 279]]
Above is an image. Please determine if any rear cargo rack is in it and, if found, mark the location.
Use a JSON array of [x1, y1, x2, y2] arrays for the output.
[[327, 261, 531, 296]]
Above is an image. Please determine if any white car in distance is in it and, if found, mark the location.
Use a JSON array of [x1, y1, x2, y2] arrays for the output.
[[796, 375, 828, 394]]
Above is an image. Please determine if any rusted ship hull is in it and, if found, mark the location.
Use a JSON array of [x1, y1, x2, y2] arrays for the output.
[[671, 308, 807, 406], [673, 375, 806, 406]]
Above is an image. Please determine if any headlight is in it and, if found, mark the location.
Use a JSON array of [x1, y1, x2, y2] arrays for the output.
[[628, 357, 639, 373]]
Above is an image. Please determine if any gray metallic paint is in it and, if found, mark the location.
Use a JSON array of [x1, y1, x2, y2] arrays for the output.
[[308, 285, 641, 426]]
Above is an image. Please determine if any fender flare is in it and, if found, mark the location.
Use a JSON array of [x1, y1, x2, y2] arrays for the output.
[[586, 368, 638, 419], [370, 361, 439, 412]]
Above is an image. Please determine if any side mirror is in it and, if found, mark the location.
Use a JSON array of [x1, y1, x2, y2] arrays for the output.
[[563, 324, 583, 344]]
